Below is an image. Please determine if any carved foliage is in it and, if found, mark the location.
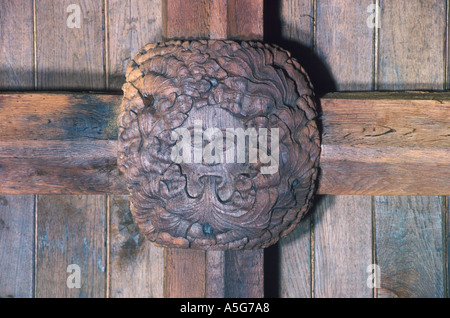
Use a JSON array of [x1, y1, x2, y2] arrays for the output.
[[118, 40, 320, 250]]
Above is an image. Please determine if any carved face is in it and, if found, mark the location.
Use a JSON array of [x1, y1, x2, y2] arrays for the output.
[[118, 40, 320, 250]]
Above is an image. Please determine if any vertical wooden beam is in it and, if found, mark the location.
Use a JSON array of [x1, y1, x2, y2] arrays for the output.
[[163, 0, 263, 41], [375, 0, 447, 298], [0, 0, 35, 298], [313, 0, 374, 298], [107, 0, 164, 298], [162, 0, 264, 298], [34, 0, 107, 297], [0, 195, 35, 298], [277, 0, 314, 298], [164, 249, 206, 298]]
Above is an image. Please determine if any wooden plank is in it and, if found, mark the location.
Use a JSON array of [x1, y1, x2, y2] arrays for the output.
[[224, 250, 264, 298], [0, 0, 34, 89], [109, 195, 164, 297], [374, 0, 447, 298], [226, 0, 263, 41], [163, 0, 263, 40], [164, 248, 206, 298], [163, 0, 210, 40], [321, 92, 450, 148], [314, 196, 373, 298], [0, 92, 448, 195], [276, 0, 314, 298], [0, 93, 120, 141], [35, 195, 106, 297], [375, 196, 445, 297], [315, 0, 374, 91], [0, 195, 35, 298], [35, 0, 104, 90], [0, 0, 35, 299], [34, 0, 107, 298], [0, 140, 122, 194], [378, 0, 445, 90], [313, 0, 374, 298], [447, 196, 449, 297], [279, 215, 311, 298], [106, 0, 164, 298], [205, 251, 225, 297], [107, 0, 162, 90]]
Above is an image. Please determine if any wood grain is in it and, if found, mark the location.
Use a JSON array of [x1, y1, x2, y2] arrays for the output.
[[314, 196, 373, 298], [0, 0, 34, 89], [163, 0, 262, 40], [0, 92, 448, 195], [107, 0, 162, 90], [0, 0, 35, 299], [0, 93, 120, 141], [279, 215, 311, 298], [109, 195, 164, 297], [374, 196, 445, 297], [378, 0, 446, 90], [35, 0, 104, 90], [106, 0, 164, 298], [374, 0, 447, 298], [277, 0, 314, 298], [0, 195, 35, 298], [34, 0, 107, 298], [313, 0, 375, 298], [164, 248, 206, 298], [224, 250, 264, 298], [35, 195, 106, 297], [315, 0, 374, 91]]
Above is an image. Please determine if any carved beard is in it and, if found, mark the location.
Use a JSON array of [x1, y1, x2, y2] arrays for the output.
[[118, 40, 320, 250]]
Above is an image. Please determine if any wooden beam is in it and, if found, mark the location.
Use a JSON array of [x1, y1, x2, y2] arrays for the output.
[[161, 0, 265, 299], [0, 91, 448, 195], [163, 0, 263, 41]]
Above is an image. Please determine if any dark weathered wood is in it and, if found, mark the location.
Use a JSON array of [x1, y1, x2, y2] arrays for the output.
[[374, 0, 447, 298], [375, 196, 445, 298], [0, 195, 35, 298], [35, 195, 107, 297], [109, 195, 164, 297], [0, 92, 448, 195], [34, 0, 107, 298], [106, 0, 164, 298], [224, 250, 264, 298], [0, 93, 121, 140], [0, 140, 122, 194], [0, 0, 35, 299]]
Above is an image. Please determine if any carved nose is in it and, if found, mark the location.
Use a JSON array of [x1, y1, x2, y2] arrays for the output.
[[185, 174, 233, 202]]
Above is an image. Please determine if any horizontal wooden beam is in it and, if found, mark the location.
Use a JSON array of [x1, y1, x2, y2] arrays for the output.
[[0, 91, 448, 195]]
